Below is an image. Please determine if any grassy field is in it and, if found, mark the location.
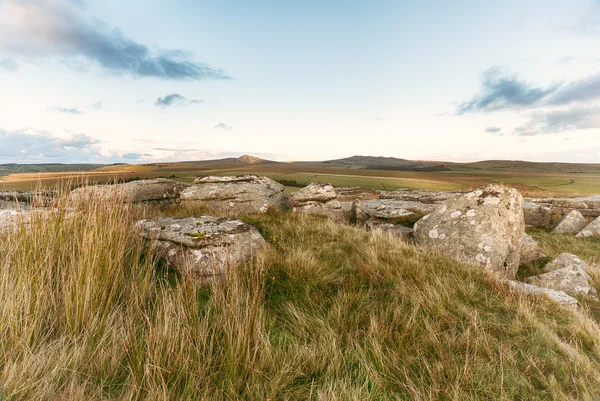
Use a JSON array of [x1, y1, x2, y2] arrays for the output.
[[2, 194, 600, 399], [2, 158, 600, 196]]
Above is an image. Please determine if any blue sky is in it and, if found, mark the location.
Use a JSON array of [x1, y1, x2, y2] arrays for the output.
[[1, 0, 600, 163]]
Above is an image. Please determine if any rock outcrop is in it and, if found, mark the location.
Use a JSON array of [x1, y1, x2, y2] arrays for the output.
[[290, 183, 345, 221], [180, 175, 292, 214], [413, 184, 525, 279], [137, 216, 267, 280], [69, 179, 188, 205], [551, 210, 588, 234], [507, 281, 578, 308], [577, 216, 600, 238], [520, 234, 545, 265], [526, 195, 600, 218], [525, 253, 597, 298]]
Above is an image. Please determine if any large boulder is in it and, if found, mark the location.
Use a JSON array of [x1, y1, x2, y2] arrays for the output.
[[69, 179, 189, 205], [413, 184, 525, 279], [520, 234, 545, 265], [525, 253, 597, 298], [180, 175, 292, 214], [576, 216, 600, 238], [290, 183, 345, 222], [551, 210, 588, 234], [507, 281, 578, 308], [137, 216, 267, 280]]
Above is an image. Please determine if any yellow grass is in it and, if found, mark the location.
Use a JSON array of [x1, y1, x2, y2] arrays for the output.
[[1, 192, 600, 399]]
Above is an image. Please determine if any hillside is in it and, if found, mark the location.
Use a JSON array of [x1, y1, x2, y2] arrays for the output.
[[2, 194, 600, 399]]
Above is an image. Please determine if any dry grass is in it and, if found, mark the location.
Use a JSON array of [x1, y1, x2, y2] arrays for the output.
[[2, 193, 600, 399]]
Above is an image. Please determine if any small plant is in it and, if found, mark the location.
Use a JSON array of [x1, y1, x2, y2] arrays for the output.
[[184, 231, 207, 240]]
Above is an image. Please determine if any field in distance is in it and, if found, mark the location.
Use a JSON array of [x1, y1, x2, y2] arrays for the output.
[[2, 155, 600, 197]]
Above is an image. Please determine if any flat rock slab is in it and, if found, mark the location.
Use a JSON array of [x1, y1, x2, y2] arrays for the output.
[[552, 210, 588, 234], [69, 179, 189, 204], [351, 199, 419, 222], [577, 216, 600, 238], [413, 184, 525, 279], [525, 253, 597, 298], [181, 175, 292, 214], [507, 281, 578, 308], [138, 216, 267, 280]]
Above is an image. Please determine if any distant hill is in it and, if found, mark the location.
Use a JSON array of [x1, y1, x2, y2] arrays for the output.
[[0, 163, 109, 177], [325, 156, 600, 174], [235, 155, 272, 164], [325, 155, 454, 172]]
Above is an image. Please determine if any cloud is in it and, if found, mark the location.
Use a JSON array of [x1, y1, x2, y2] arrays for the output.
[[121, 152, 142, 160], [0, 0, 231, 81], [457, 67, 560, 114], [48, 106, 85, 114], [154, 93, 203, 108], [0, 58, 18, 71], [546, 72, 600, 106], [91, 101, 103, 109], [0, 127, 104, 162], [513, 107, 600, 136], [213, 122, 232, 131], [485, 126, 502, 134]]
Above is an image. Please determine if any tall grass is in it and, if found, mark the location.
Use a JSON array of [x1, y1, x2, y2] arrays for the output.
[[1, 193, 600, 399]]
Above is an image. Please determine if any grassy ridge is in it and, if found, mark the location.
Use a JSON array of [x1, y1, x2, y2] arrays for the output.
[[2, 194, 600, 399]]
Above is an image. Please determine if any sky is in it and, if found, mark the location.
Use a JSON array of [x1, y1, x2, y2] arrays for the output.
[[1, 0, 600, 164]]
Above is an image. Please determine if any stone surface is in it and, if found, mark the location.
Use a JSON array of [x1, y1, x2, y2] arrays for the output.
[[527, 195, 600, 219], [520, 234, 545, 265], [69, 179, 189, 204], [290, 183, 346, 221], [0, 190, 56, 208], [576, 216, 600, 238], [181, 175, 292, 214], [366, 220, 414, 239], [525, 253, 597, 298], [137, 216, 267, 279], [507, 281, 578, 308], [552, 210, 588, 234], [523, 202, 554, 228], [413, 184, 525, 279], [350, 199, 418, 224]]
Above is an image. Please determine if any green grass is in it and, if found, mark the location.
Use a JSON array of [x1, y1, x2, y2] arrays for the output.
[[2, 193, 600, 399]]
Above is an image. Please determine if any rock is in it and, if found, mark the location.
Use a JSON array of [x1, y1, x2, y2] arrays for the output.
[[367, 220, 414, 239], [525, 253, 597, 298], [576, 216, 600, 238], [507, 281, 578, 308], [290, 183, 346, 222], [69, 179, 189, 205], [526, 195, 600, 219], [137, 216, 267, 280], [413, 184, 525, 279], [520, 234, 545, 265], [291, 183, 337, 203], [551, 210, 588, 234], [180, 175, 292, 214], [378, 189, 464, 204], [523, 202, 554, 227], [350, 199, 418, 225], [0, 190, 57, 208]]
